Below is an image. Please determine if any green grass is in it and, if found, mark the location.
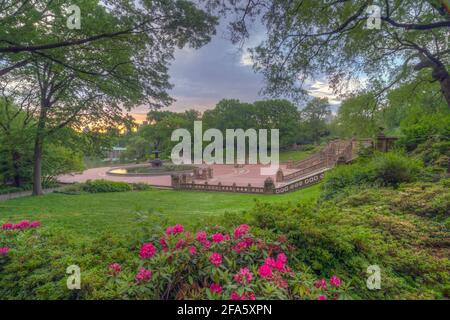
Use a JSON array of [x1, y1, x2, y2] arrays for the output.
[[279, 145, 322, 162], [0, 185, 320, 238]]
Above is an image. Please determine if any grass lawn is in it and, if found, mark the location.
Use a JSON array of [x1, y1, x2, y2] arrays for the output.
[[279, 145, 322, 162], [0, 185, 320, 238]]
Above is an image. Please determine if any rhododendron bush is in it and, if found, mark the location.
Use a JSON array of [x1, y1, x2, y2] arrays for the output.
[[104, 224, 345, 300], [0, 220, 42, 262], [0, 219, 345, 300]]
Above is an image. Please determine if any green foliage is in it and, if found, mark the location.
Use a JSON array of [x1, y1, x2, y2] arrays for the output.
[[321, 152, 424, 200], [81, 180, 132, 193], [398, 112, 450, 168], [371, 152, 423, 187], [225, 182, 450, 299], [0, 223, 345, 300], [298, 98, 331, 144], [332, 92, 378, 138]]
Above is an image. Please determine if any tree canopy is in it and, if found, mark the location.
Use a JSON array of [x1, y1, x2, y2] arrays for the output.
[[207, 0, 450, 106]]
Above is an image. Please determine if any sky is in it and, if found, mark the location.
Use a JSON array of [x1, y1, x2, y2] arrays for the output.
[[130, 20, 343, 123]]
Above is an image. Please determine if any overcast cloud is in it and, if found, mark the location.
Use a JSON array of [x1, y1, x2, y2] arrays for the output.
[[130, 21, 343, 121]]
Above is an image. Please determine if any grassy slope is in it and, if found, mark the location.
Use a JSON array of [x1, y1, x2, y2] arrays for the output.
[[0, 185, 320, 237], [279, 146, 322, 162]]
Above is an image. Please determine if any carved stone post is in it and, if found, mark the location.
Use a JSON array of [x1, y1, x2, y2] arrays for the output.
[[171, 174, 180, 188], [276, 168, 284, 182], [287, 158, 293, 169], [207, 167, 213, 179], [263, 177, 275, 194]]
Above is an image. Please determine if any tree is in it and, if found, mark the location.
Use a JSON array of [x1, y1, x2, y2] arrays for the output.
[[1, 1, 217, 195], [253, 99, 300, 148], [0, 1, 217, 77], [333, 93, 379, 138], [0, 99, 83, 188], [299, 97, 331, 143], [209, 0, 450, 107]]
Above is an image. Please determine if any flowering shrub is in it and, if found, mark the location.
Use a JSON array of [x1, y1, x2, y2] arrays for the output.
[[105, 224, 346, 300], [0, 220, 42, 261]]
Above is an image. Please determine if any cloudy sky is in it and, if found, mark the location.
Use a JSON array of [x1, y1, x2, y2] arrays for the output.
[[130, 21, 342, 122]]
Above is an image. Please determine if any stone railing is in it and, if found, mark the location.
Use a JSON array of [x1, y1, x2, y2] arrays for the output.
[[274, 171, 326, 194], [171, 138, 377, 195], [280, 161, 329, 182], [176, 181, 266, 194], [280, 139, 353, 183], [173, 170, 327, 195]]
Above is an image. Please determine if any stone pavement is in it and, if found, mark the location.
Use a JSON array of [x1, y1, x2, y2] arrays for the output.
[[58, 164, 298, 188]]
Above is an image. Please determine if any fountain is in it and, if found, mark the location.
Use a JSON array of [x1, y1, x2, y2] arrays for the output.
[[150, 139, 163, 168], [107, 140, 196, 176]]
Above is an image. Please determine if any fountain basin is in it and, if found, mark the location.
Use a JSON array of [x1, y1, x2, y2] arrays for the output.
[[107, 164, 196, 176]]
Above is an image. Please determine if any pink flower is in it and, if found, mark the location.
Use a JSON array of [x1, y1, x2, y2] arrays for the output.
[[231, 240, 250, 253], [109, 263, 122, 275], [201, 240, 211, 249], [165, 226, 174, 236], [330, 275, 342, 288], [277, 253, 287, 264], [230, 291, 255, 300], [233, 224, 250, 239], [159, 236, 167, 247], [230, 292, 241, 300], [210, 283, 222, 294], [0, 247, 9, 256], [12, 220, 31, 229], [243, 292, 256, 300], [20, 220, 30, 229], [139, 243, 156, 259], [135, 267, 152, 283], [188, 246, 197, 255], [318, 295, 327, 300], [1, 223, 13, 230], [30, 221, 41, 228], [314, 279, 327, 289], [234, 267, 253, 284], [212, 233, 225, 243], [196, 231, 207, 242], [209, 252, 222, 267], [258, 264, 272, 278], [165, 224, 184, 236], [173, 224, 184, 233], [175, 239, 186, 249]]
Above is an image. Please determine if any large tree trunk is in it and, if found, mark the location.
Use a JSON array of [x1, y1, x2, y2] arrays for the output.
[[438, 73, 450, 108], [12, 150, 21, 187], [32, 137, 44, 195], [32, 107, 47, 196], [415, 54, 450, 108]]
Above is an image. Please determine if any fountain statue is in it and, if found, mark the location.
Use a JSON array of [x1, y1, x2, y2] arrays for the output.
[[150, 139, 163, 167]]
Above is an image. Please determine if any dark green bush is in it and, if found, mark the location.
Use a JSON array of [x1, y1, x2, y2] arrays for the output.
[[321, 152, 424, 200], [371, 152, 422, 187], [130, 183, 153, 191], [224, 183, 450, 299], [82, 180, 132, 193]]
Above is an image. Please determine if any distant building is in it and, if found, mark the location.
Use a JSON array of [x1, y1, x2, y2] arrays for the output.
[[105, 146, 127, 161]]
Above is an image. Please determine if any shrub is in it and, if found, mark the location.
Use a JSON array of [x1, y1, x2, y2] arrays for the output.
[[320, 163, 374, 200], [321, 152, 424, 200], [130, 183, 153, 191], [371, 152, 422, 187], [225, 189, 450, 299], [0, 222, 346, 300], [81, 180, 132, 193]]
